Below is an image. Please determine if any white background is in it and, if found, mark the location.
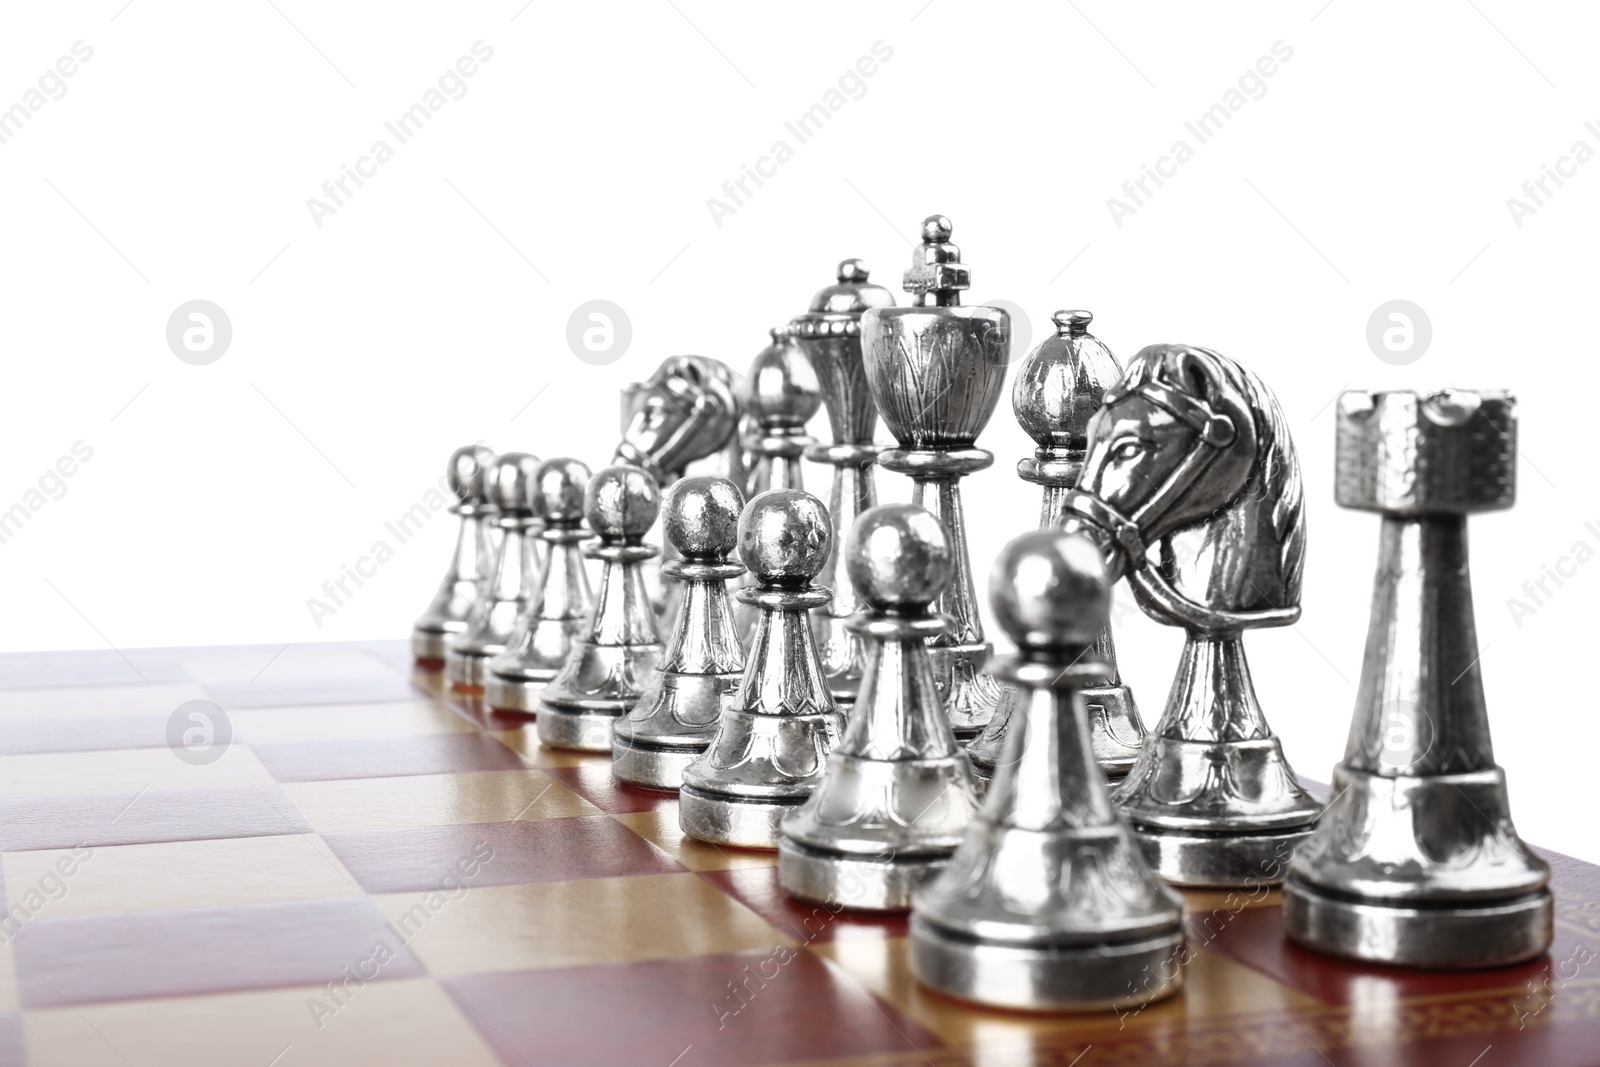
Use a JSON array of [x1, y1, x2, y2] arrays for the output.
[[0, 1, 1595, 862]]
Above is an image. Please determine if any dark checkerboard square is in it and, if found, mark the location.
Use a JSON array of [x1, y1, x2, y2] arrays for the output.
[[322, 817, 684, 893], [11, 897, 424, 1007], [541, 761, 678, 814], [250, 734, 530, 782], [699, 867, 908, 944], [0, 784, 312, 851], [444, 948, 942, 1067], [1198, 903, 1560, 1005]]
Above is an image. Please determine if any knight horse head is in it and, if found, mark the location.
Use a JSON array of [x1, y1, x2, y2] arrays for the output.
[[616, 356, 742, 484], [1061, 344, 1305, 632]]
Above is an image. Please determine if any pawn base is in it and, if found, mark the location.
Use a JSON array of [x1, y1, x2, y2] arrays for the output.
[[908, 916, 1186, 1013], [412, 630, 450, 669], [1283, 877, 1553, 969], [445, 650, 492, 691], [1130, 822, 1315, 888], [777, 838, 949, 913], [677, 785, 799, 850], [611, 736, 706, 791], [535, 704, 621, 752], [485, 674, 545, 714]]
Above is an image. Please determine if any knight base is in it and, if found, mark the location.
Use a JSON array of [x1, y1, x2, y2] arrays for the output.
[[1283, 878, 1553, 969], [677, 784, 801, 850], [777, 838, 948, 913], [909, 916, 1186, 1013]]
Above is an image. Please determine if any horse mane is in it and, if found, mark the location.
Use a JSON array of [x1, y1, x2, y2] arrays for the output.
[[1129, 348, 1306, 613]]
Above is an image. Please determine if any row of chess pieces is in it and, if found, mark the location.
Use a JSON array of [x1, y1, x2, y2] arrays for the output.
[[411, 214, 1551, 1013]]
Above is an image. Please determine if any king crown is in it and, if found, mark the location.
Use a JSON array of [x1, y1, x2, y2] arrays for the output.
[[1335, 389, 1517, 515], [903, 214, 969, 304]]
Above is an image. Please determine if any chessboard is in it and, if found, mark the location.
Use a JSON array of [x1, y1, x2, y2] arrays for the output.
[[0, 640, 1594, 1067]]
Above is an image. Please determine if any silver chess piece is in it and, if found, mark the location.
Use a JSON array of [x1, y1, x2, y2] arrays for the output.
[[617, 356, 743, 486], [446, 452, 542, 691], [791, 259, 896, 706], [412, 444, 497, 668], [485, 459, 596, 713], [969, 311, 1146, 787], [536, 466, 663, 751], [862, 216, 1010, 739], [779, 504, 982, 912], [613, 476, 748, 790], [679, 489, 845, 849], [1284, 389, 1552, 968], [911, 530, 1185, 1012], [742, 328, 822, 496], [618, 356, 744, 624], [1060, 344, 1322, 886]]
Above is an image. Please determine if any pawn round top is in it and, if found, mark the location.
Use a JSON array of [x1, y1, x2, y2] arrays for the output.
[[845, 504, 951, 613], [738, 489, 831, 584], [446, 444, 496, 503], [1012, 309, 1122, 450], [989, 530, 1110, 651], [486, 452, 541, 513], [743, 330, 823, 428], [586, 465, 660, 540], [664, 476, 744, 559], [533, 458, 591, 524]]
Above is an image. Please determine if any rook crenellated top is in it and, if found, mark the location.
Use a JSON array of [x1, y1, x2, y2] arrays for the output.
[[1336, 389, 1516, 515]]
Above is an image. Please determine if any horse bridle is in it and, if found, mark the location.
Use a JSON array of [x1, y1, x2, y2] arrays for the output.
[[1060, 378, 1299, 631]]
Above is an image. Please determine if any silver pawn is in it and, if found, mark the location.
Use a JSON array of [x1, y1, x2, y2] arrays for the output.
[[412, 444, 497, 668], [911, 530, 1185, 1012], [863, 215, 1010, 739], [613, 476, 748, 790], [679, 489, 844, 849], [742, 328, 822, 497], [1284, 389, 1552, 968], [969, 311, 1146, 786], [485, 459, 596, 713], [790, 259, 896, 706], [536, 466, 663, 751], [779, 504, 982, 912], [446, 452, 542, 691]]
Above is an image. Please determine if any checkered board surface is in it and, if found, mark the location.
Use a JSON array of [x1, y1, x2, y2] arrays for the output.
[[0, 641, 1593, 1067]]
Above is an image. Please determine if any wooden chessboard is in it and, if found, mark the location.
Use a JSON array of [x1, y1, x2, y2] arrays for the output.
[[0, 641, 1593, 1067]]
